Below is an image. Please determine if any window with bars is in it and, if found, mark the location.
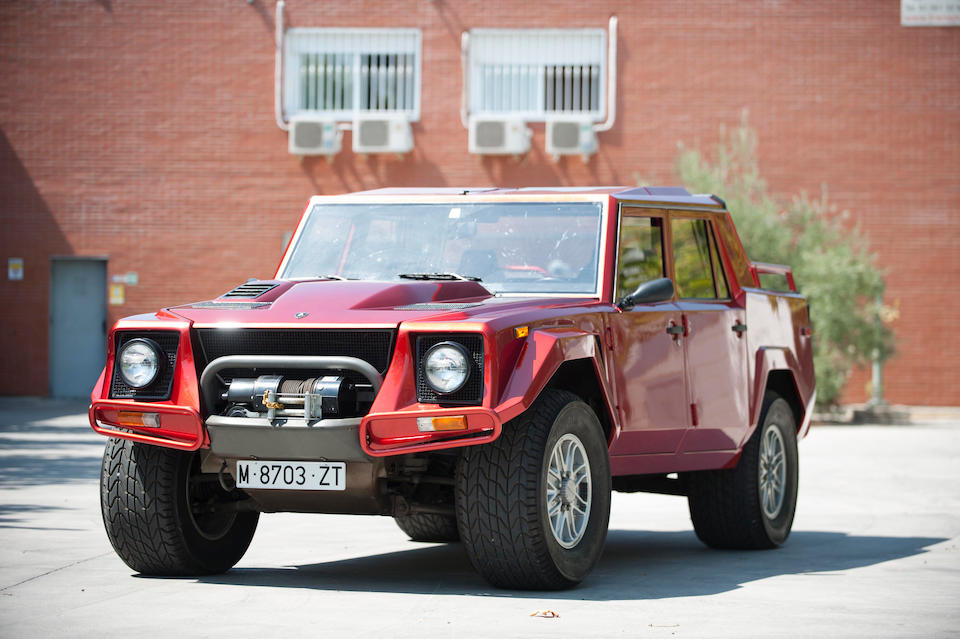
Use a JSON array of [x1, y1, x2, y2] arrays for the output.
[[283, 28, 421, 120], [468, 28, 606, 120]]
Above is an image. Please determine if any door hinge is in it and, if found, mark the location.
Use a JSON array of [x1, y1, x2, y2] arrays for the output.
[[604, 326, 614, 350], [691, 403, 699, 426]]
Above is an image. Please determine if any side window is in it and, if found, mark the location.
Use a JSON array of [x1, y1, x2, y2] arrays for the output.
[[710, 229, 730, 298], [671, 218, 726, 299], [617, 215, 664, 299]]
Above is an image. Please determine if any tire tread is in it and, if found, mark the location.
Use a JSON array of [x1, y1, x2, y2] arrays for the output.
[[456, 389, 583, 590]]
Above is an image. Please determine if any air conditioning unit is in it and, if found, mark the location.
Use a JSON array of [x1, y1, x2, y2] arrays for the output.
[[545, 118, 598, 160], [352, 116, 414, 154], [288, 116, 342, 156], [468, 117, 531, 155]]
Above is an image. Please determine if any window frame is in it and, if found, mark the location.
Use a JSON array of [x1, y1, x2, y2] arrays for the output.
[[283, 27, 422, 122]]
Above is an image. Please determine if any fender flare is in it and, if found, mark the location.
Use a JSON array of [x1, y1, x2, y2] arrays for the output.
[[748, 346, 815, 442], [494, 328, 619, 440]]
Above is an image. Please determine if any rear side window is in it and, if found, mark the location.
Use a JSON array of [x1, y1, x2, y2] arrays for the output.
[[617, 214, 664, 299], [671, 218, 727, 299]]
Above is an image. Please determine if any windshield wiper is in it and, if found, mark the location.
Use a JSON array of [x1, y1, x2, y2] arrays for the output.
[[398, 272, 482, 282], [316, 274, 348, 280]]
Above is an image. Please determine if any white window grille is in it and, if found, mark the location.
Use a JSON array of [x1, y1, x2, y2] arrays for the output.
[[468, 29, 606, 121], [283, 28, 421, 120]]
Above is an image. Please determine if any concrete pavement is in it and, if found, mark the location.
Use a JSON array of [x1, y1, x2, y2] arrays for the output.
[[0, 397, 957, 637]]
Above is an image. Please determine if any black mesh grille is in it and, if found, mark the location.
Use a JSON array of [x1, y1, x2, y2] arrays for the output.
[[416, 334, 484, 405], [396, 303, 481, 311], [220, 282, 278, 298], [110, 331, 180, 400], [193, 329, 395, 375]]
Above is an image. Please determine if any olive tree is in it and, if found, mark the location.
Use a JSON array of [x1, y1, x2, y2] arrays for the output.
[[672, 118, 895, 406]]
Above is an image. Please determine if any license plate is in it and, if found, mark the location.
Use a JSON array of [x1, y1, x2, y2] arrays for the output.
[[235, 460, 346, 491]]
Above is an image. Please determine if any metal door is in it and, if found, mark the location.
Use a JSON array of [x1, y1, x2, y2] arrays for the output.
[[606, 209, 689, 456], [49, 258, 107, 398]]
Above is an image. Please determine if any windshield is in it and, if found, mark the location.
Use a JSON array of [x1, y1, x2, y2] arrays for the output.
[[280, 202, 605, 295]]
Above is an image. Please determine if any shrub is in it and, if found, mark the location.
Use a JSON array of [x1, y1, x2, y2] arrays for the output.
[[671, 117, 894, 406]]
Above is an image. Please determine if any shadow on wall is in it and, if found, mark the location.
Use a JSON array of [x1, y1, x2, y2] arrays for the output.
[[195, 528, 944, 600], [0, 129, 73, 395], [300, 140, 451, 194]]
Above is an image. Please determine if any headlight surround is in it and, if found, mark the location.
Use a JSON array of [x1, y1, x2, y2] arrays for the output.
[[118, 338, 163, 389], [422, 341, 471, 395]]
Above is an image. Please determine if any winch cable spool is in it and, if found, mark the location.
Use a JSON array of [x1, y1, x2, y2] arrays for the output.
[[222, 374, 357, 420]]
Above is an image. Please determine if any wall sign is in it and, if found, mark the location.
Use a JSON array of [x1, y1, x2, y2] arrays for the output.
[[109, 283, 125, 305], [8, 258, 24, 281], [902, 0, 960, 26]]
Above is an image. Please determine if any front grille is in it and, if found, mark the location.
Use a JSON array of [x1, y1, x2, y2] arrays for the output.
[[416, 334, 484, 405], [110, 331, 180, 400], [193, 329, 396, 378]]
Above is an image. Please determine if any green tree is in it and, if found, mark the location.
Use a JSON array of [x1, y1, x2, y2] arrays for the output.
[[672, 117, 894, 406]]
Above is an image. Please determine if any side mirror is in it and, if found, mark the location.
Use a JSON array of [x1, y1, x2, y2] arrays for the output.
[[617, 277, 675, 310]]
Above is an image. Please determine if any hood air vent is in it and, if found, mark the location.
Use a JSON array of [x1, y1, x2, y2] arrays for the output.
[[220, 282, 279, 299]]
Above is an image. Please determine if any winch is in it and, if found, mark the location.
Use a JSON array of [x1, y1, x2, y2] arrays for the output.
[[221, 374, 357, 420]]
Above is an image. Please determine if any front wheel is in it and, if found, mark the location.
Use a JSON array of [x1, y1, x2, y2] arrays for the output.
[[100, 438, 259, 575], [456, 389, 611, 590], [687, 392, 799, 549]]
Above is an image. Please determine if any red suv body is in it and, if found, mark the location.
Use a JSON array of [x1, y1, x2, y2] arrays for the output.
[[91, 187, 815, 589]]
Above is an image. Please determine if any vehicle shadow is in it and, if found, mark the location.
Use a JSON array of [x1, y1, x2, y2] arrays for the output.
[[196, 529, 945, 600]]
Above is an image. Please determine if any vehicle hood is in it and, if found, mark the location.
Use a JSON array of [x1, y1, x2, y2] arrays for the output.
[[166, 279, 595, 328]]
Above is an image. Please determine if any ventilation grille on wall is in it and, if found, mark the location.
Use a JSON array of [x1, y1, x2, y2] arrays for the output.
[[468, 29, 606, 120], [284, 29, 421, 120]]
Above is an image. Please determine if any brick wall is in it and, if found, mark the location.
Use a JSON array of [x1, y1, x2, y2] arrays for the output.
[[1, 1, 957, 403]]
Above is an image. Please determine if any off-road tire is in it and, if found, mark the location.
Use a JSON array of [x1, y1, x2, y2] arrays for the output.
[[100, 437, 259, 575], [686, 392, 799, 549], [456, 389, 611, 590], [394, 513, 460, 542]]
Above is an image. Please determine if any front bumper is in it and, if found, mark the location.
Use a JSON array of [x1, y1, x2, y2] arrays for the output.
[[205, 414, 370, 462]]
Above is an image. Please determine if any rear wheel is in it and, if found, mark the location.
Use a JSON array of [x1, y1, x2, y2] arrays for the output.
[[456, 390, 611, 590], [394, 513, 460, 542], [687, 392, 799, 549], [100, 438, 259, 575]]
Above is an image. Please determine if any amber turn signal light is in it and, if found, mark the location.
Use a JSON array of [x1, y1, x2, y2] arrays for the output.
[[117, 411, 161, 428], [416, 415, 468, 432]]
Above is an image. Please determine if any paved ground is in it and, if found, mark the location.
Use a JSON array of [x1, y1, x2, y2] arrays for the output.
[[0, 397, 957, 638]]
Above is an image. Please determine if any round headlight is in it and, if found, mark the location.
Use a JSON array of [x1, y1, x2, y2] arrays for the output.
[[118, 339, 162, 389], [423, 342, 471, 395]]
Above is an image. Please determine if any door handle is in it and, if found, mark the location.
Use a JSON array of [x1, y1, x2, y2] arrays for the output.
[[666, 322, 684, 338], [732, 321, 747, 337]]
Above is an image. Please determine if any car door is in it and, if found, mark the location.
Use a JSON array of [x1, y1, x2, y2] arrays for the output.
[[606, 208, 689, 456], [669, 215, 750, 452]]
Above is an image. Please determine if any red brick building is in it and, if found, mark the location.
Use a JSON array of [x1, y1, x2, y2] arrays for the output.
[[1, 1, 958, 402]]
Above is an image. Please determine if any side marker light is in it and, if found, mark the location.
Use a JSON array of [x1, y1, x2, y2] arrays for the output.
[[416, 416, 468, 432], [117, 411, 161, 428]]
